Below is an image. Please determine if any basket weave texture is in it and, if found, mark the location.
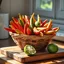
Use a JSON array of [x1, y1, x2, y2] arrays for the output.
[[9, 32, 55, 51]]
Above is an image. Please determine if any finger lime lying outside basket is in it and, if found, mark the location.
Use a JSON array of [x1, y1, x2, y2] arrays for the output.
[[47, 44, 58, 53], [24, 45, 36, 55]]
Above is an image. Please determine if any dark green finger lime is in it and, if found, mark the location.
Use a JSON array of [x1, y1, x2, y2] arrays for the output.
[[24, 45, 36, 55], [47, 44, 58, 53]]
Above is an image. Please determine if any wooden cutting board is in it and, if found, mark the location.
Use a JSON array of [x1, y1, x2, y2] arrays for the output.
[[0, 42, 64, 63]]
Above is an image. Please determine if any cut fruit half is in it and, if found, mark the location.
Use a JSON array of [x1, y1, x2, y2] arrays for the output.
[[24, 45, 36, 55]]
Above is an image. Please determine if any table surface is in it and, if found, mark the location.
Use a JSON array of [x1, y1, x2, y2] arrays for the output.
[[0, 37, 64, 64]]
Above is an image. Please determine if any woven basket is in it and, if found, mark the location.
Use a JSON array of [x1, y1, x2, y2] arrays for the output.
[[9, 32, 55, 51]]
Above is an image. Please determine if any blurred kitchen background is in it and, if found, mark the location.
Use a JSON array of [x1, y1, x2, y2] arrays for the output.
[[0, 0, 64, 47]]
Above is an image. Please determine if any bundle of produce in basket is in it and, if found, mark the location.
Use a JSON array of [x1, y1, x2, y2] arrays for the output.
[[5, 13, 59, 51]]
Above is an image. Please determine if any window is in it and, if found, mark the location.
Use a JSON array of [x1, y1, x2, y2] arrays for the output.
[[32, 0, 64, 19], [30, 0, 64, 36], [56, 0, 64, 19], [33, 0, 55, 18], [40, 0, 52, 11]]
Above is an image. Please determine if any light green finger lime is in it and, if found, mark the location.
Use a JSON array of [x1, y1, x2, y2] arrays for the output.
[[47, 44, 58, 53], [24, 45, 36, 55]]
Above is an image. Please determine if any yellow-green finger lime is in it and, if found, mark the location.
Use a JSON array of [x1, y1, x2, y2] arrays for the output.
[[24, 45, 36, 55]]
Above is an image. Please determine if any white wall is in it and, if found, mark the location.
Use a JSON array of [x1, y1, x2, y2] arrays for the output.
[[1, 0, 30, 19], [0, 0, 30, 46]]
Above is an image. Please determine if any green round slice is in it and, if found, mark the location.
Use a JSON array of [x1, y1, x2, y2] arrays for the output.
[[24, 45, 36, 55], [47, 44, 58, 53]]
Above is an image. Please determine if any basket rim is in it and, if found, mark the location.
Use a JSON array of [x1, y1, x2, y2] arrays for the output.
[[9, 32, 55, 38]]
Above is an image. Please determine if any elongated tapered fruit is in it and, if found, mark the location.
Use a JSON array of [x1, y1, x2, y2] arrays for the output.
[[32, 13, 36, 22], [10, 20, 18, 29], [40, 32, 43, 36], [44, 30, 55, 35], [44, 23, 48, 27], [41, 19, 48, 27], [27, 27, 32, 35], [35, 15, 40, 27], [46, 19, 52, 31], [24, 24, 28, 34], [35, 21, 40, 27], [12, 17, 18, 23], [18, 19, 24, 27], [37, 27, 47, 32], [33, 27, 40, 35], [18, 13, 24, 27], [25, 15, 30, 25], [12, 17, 24, 33], [30, 15, 35, 29], [52, 27, 60, 32], [4, 28, 15, 32]]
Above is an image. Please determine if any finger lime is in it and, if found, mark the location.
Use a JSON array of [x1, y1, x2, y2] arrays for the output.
[[47, 44, 58, 53], [24, 45, 36, 55]]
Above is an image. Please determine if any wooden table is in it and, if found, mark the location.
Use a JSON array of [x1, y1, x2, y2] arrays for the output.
[[0, 36, 64, 64], [0, 53, 64, 64]]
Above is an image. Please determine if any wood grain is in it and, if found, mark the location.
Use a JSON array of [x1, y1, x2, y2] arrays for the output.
[[0, 41, 64, 63]]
